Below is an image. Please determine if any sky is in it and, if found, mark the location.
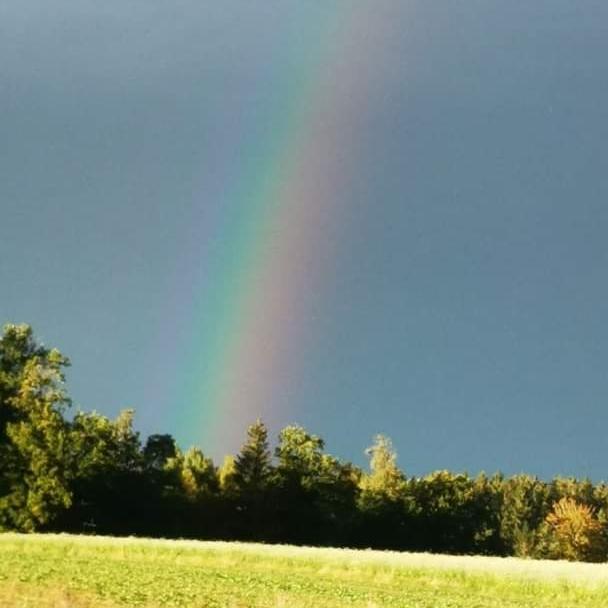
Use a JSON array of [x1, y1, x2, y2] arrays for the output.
[[1, 1, 608, 480]]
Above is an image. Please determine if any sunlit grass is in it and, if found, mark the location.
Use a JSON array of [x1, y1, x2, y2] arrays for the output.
[[2, 533, 608, 607]]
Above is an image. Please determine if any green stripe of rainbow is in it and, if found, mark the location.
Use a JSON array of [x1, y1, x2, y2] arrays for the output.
[[173, 4, 394, 454]]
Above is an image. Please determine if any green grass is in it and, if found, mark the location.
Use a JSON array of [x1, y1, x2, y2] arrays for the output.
[[2, 534, 608, 607]]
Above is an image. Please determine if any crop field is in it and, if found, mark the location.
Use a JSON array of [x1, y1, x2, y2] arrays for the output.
[[2, 534, 608, 607]]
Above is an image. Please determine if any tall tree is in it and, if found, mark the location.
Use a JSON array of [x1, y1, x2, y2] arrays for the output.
[[357, 435, 410, 549], [499, 474, 550, 557], [63, 409, 150, 535], [359, 435, 406, 502], [0, 324, 72, 530], [1, 324, 49, 499], [275, 425, 327, 487], [274, 425, 359, 544], [219, 421, 274, 540], [232, 419, 272, 495]]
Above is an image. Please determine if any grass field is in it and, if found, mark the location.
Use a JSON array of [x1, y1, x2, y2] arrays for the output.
[[2, 534, 608, 607]]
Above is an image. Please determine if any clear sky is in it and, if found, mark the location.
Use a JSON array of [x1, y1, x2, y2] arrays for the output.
[[2, 1, 607, 479]]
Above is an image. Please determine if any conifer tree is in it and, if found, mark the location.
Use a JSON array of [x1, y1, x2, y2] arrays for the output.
[[233, 419, 272, 494]]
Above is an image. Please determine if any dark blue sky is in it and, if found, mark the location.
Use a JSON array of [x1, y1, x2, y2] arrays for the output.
[[2, 1, 608, 479]]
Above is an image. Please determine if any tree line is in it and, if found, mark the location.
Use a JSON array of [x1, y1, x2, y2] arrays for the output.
[[1, 323, 607, 562]]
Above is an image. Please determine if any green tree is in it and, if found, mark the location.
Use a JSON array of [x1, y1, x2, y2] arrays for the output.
[[499, 474, 550, 557], [64, 409, 149, 535], [275, 425, 328, 487], [0, 324, 72, 530], [220, 421, 275, 539], [166, 447, 218, 500], [274, 425, 358, 544], [410, 470, 500, 554], [232, 420, 272, 495], [0, 324, 42, 431], [549, 477, 596, 510], [68, 409, 143, 480], [470, 472, 504, 554], [144, 434, 177, 471], [0, 324, 50, 507]]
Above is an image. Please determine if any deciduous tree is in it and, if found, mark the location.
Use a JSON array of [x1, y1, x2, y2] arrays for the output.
[[0, 324, 71, 530]]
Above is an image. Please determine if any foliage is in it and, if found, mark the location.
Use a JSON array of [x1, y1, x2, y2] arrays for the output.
[[275, 425, 328, 486], [62, 409, 151, 535], [3, 322, 608, 563], [232, 420, 272, 494], [0, 324, 71, 531], [218, 454, 237, 492], [409, 470, 502, 554], [544, 498, 605, 562], [356, 435, 410, 550], [271, 425, 360, 545], [499, 475, 550, 557], [166, 447, 218, 500], [69, 410, 143, 479], [359, 434, 406, 502], [143, 434, 177, 471]]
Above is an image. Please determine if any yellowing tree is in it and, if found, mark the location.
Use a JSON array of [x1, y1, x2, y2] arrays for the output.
[[360, 435, 406, 502], [545, 497, 605, 562]]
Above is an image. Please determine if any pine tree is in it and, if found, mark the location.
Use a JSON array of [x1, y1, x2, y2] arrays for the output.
[[233, 419, 272, 495], [225, 421, 274, 540]]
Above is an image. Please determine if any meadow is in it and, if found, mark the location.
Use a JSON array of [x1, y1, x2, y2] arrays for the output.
[[2, 534, 608, 607]]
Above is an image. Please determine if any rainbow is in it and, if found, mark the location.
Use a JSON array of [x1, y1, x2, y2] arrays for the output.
[[166, 5, 395, 455]]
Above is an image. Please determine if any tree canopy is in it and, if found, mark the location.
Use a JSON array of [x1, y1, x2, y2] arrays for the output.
[[1, 323, 607, 562]]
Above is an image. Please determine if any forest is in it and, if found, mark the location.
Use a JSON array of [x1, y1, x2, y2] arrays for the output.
[[1, 323, 607, 563]]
